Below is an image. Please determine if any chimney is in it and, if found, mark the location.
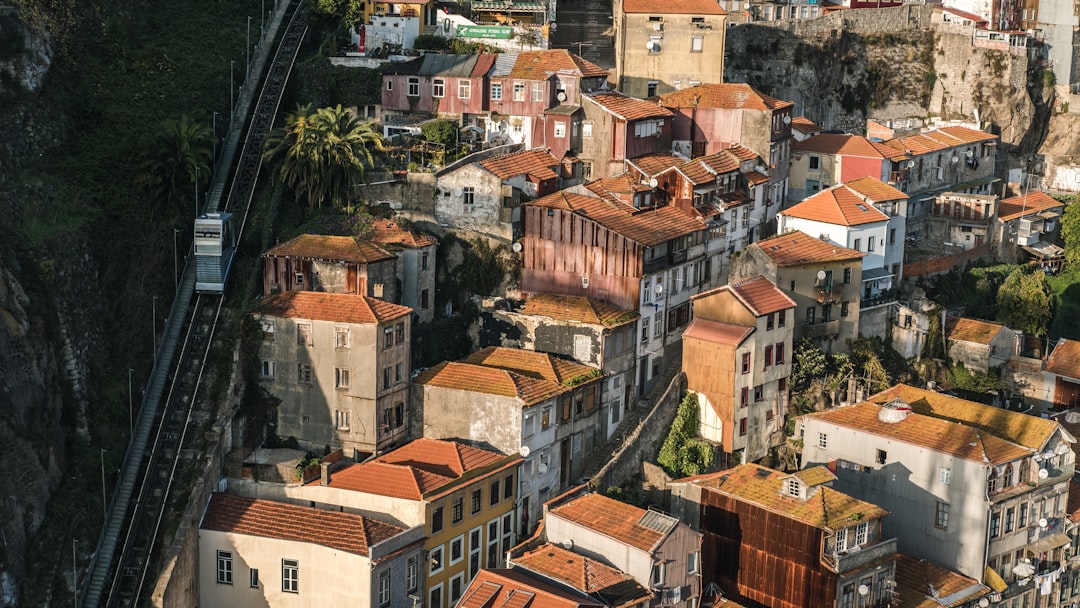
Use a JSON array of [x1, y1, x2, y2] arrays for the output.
[[320, 461, 332, 486]]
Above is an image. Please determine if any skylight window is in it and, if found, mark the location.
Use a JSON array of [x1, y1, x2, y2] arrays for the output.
[[856, 204, 868, 211]]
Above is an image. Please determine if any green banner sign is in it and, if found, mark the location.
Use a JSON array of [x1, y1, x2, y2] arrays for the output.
[[456, 25, 514, 39]]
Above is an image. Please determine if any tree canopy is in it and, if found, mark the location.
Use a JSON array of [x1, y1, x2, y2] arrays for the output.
[[996, 268, 1053, 336], [1063, 199, 1080, 269], [657, 392, 714, 478], [137, 115, 213, 221]]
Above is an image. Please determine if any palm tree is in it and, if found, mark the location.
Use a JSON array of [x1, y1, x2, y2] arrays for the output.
[[138, 115, 213, 221], [263, 104, 385, 210]]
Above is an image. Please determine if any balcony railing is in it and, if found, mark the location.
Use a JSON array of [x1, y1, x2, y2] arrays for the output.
[[861, 291, 898, 310], [801, 319, 840, 338], [815, 286, 840, 304], [834, 537, 898, 574]]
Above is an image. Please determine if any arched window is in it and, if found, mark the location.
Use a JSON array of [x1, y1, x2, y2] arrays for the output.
[[1003, 464, 1013, 488], [1019, 458, 1031, 484], [987, 467, 998, 494]]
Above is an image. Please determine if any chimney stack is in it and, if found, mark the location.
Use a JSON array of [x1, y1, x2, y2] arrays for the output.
[[320, 461, 332, 486]]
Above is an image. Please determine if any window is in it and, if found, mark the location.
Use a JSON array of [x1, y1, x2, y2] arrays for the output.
[[407, 77, 419, 96], [742, 352, 751, 374], [452, 496, 464, 524], [463, 186, 475, 208], [471, 489, 482, 514], [890, 228, 896, 245], [294, 272, 304, 287], [282, 559, 299, 593], [379, 569, 391, 608], [739, 418, 747, 436], [335, 327, 350, 349], [422, 289, 430, 309], [217, 551, 233, 584], [855, 522, 868, 546], [641, 318, 649, 343], [490, 480, 500, 505], [775, 342, 786, 364], [394, 403, 404, 428], [422, 251, 430, 271], [504, 474, 514, 499], [395, 322, 405, 344], [582, 122, 593, 138], [841, 301, 850, 317], [458, 80, 471, 99], [690, 35, 704, 52], [1005, 507, 1015, 533], [432, 506, 445, 534], [876, 449, 887, 465], [764, 345, 773, 368], [396, 363, 403, 383], [450, 536, 464, 564], [335, 367, 350, 389], [654, 312, 663, 337], [384, 327, 394, 349], [688, 551, 700, 574], [741, 387, 749, 407], [778, 310, 786, 327], [297, 363, 313, 385], [523, 412, 536, 436], [335, 409, 350, 430], [990, 512, 1000, 537], [491, 82, 502, 100], [430, 546, 444, 574], [806, 307, 815, 324], [450, 574, 464, 604], [406, 556, 419, 593], [868, 236, 876, 252], [430, 584, 444, 608], [1003, 464, 1013, 488], [513, 82, 526, 101], [532, 82, 543, 102], [1019, 502, 1028, 528], [818, 432, 828, 448], [940, 467, 951, 485], [542, 406, 552, 430], [853, 238, 862, 251], [766, 313, 775, 331], [754, 385, 764, 402], [249, 568, 259, 588], [835, 528, 848, 552], [790, 280, 796, 292], [651, 562, 666, 587], [386, 80, 393, 91], [432, 78, 445, 97], [260, 360, 275, 379], [261, 319, 275, 340], [297, 323, 312, 346], [786, 478, 800, 496], [383, 366, 391, 389], [635, 119, 660, 138], [843, 267, 851, 284], [554, 121, 566, 138], [808, 155, 821, 170]]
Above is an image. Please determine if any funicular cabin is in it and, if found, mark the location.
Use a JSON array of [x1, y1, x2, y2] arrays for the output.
[[194, 212, 237, 294]]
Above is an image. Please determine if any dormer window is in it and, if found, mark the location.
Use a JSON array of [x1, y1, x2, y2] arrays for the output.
[[786, 478, 800, 497]]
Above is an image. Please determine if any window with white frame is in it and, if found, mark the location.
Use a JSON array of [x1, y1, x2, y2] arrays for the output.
[[297, 323, 313, 346], [491, 82, 502, 100], [513, 82, 526, 101], [691, 35, 704, 52], [406, 556, 419, 593], [940, 467, 951, 484], [297, 363, 313, 385], [582, 121, 593, 138], [634, 120, 660, 138], [217, 551, 233, 584], [408, 77, 419, 96], [378, 569, 391, 608], [532, 82, 543, 102], [335, 409, 350, 431], [818, 432, 827, 448], [430, 584, 444, 608], [249, 568, 259, 588], [261, 319, 275, 340], [463, 187, 475, 208], [282, 559, 299, 593], [554, 121, 566, 138], [688, 551, 700, 574], [469, 527, 483, 579], [854, 522, 868, 546], [458, 80, 471, 99], [834, 528, 848, 552], [260, 360, 275, 379], [430, 545, 444, 574], [335, 367, 350, 389], [786, 478, 800, 497], [433, 78, 445, 98], [450, 573, 465, 604], [335, 327, 350, 349], [450, 535, 465, 564], [651, 561, 666, 587]]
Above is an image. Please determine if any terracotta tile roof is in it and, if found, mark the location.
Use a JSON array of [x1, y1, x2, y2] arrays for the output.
[[997, 191, 1064, 222], [793, 466, 837, 486], [725, 144, 759, 163], [805, 399, 1032, 465], [677, 464, 888, 531], [744, 170, 769, 186], [790, 116, 821, 134], [527, 190, 706, 247], [944, 316, 1006, 345], [460, 569, 605, 608], [481, 148, 562, 181], [868, 384, 1062, 452], [726, 275, 798, 316], [937, 6, 989, 24], [514, 544, 652, 608], [623, 0, 726, 14], [676, 150, 741, 185], [753, 230, 865, 266], [414, 361, 573, 406], [682, 318, 754, 347], [264, 234, 396, 263], [316, 438, 509, 499], [659, 83, 792, 111], [258, 291, 412, 324], [626, 153, 686, 177], [519, 294, 639, 327], [509, 50, 608, 80], [1046, 339, 1080, 381], [585, 174, 653, 204], [549, 492, 679, 552], [782, 185, 890, 227], [934, 125, 998, 145], [200, 493, 405, 555], [370, 219, 437, 249], [464, 346, 599, 385], [894, 554, 990, 608], [843, 176, 907, 202], [793, 133, 892, 158], [585, 92, 674, 121]]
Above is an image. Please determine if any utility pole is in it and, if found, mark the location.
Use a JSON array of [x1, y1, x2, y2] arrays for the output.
[[72, 539, 78, 608], [128, 367, 134, 433], [247, 16, 252, 75], [100, 448, 107, 522], [230, 60, 235, 129]]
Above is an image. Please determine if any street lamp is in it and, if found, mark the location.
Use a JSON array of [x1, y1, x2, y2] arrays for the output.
[[230, 60, 235, 129], [173, 228, 179, 289], [247, 16, 252, 75], [212, 111, 219, 167], [128, 367, 134, 432], [72, 539, 78, 608], [152, 295, 158, 365], [100, 448, 107, 522], [194, 165, 200, 221]]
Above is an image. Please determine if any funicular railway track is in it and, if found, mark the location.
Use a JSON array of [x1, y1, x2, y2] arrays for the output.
[[90, 3, 309, 606]]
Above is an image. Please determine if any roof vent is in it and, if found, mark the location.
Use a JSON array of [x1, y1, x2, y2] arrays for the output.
[[878, 398, 912, 423]]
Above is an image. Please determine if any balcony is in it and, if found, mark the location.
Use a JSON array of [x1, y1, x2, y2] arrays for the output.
[[815, 285, 840, 304], [643, 249, 692, 274], [801, 319, 840, 338], [861, 290, 898, 310], [834, 538, 899, 574]]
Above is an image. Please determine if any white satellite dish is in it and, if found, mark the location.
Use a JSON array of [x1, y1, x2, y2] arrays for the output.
[[783, 115, 792, 125], [648, 177, 659, 188], [951, 156, 959, 164], [654, 282, 664, 297], [519, 445, 531, 457], [512, 242, 523, 253], [979, 599, 990, 608], [646, 40, 660, 52], [817, 270, 827, 281], [1066, 412, 1080, 424], [1039, 517, 1049, 528], [1038, 468, 1049, 479], [454, 188, 464, 197], [556, 91, 567, 102], [857, 585, 869, 597], [537, 463, 549, 474]]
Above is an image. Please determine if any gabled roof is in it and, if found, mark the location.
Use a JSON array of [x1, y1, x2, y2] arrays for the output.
[[414, 361, 574, 406], [200, 493, 405, 555], [584, 92, 674, 121], [382, 53, 493, 78], [658, 83, 792, 111], [527, 190, 706, 247], [314, 438, 510, 500], [843, 176, 908, 202], [753, 230, 866, 266], [868, 384, 1065, 452], [548, 492, 680, 553], [1046, 338, 1080, 381], [793, 133, 906, 160], [625, 152, 686, 177], [622, 0, 726, 14], [370, 219, 437, 250], [676, 150, 742, 184], [464, 346, 599, 385], [682, 318, 754, 347], [509, 50, 608, 80], [782, 185, 890, 227], [514, 544, 653, 608], [460, 569, 605, 608], [894, 553, 990, 608], [692, 275, 796, 317], [997, 191, 1064, 222], [944, 316, 1006, 346], [585, 174, 653, 203], [936, 6, 989, 24], [675, 464, 888, 531], [258, 291, 412, 324], [790, 116, 822, 135], [882, 126, 996, 156], [519, 294, 639, 328], [264, 233, 396, 264], [480, 148, 561, 181]]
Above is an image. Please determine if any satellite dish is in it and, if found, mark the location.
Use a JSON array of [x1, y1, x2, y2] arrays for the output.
[[904, 160, 915, 169], [744, 2, 751, 8], [951, 156, 960, 164], [1039, 517, 1049, 528], [783, 115, 792, 125], [1066, 412, 1080, 424], [454, 188, 464, 197], [519, 445, 531, 457], [556, 91, 567, 102], [648, 177, 659, 188], [857, 585, 870, 597], [512, 242, 523, 253], [979, 599, 990, 608], [537, 463, 549, 474], [1038, 468, 1049, 479], [560, 539, 574, 550], [817, 270, 827, 281], [654, 282, 664, 297], [646, 40, 660, 52]]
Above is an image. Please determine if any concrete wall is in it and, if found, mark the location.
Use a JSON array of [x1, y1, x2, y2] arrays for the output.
[[228, 478, 427, 528], [929, 30, 1028, 123], [435, 164, 514, 242], [357, 173, 438, 228], [616, 11, 727, 98]]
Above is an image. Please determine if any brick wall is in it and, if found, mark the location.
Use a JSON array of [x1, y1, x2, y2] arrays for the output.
[[903, 243, 992, 277]]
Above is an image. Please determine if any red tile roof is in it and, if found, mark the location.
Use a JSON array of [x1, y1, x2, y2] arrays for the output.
[[883, 126, 996, 156], [1047, 339, 1080, 381], [514, 544, 652, 608], [944, 316, 1006, 346], [370, 219, 437, 249], [264, 234, 396, 263], [509, 50, 608, 80], [415, 361, 571, 405], [622, 0, 726, 14], [464, 347, 599, 384], [997, 191, 1064, 222], [793, 133, 903, 159], [753, 230, 865, 266], [527, 191, 706, 247], [782, 185, 890, 226], [460, 569, 606, 608], [894, 553, 991, 608], [937, 6, 989, 24], [519, 294, 639, 327], [585, 174, 653, 203], [676, 150, 742, 185], [258, 291, 412, 324], [200, 493, 405, 555], [625, 153, 685, 177], [790, 116, 821, 134], [481, 148, 561, 181], [675, 464, 887, 530], [659, 83, 792, 111], [682, 318, 754, 347], [843, 176, 908, 202], [316, 438, 510, 499], [585, 92, 674, 121], [934, 125, 998, 144], [549, 492, 680, 552], [727, 275, 798, 315]]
